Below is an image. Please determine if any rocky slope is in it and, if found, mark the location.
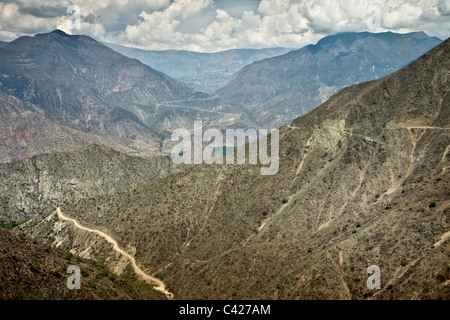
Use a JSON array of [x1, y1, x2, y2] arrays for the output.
[[0, 144, 183, 226], [215, 31, 442, 128], [0, 227, 166, 299], [0, 87, 162, 163], [24, 37, 449, 300]]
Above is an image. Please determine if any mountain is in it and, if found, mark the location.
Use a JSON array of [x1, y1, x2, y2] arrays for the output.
[[0, 30, 259, 162], [0, 86, 162, 163], [2, 31, 440, 164], [103, 43, 295, 93], [0, 30, 196, 117], [0, 29, 190, 161], [215, 31, 443, 128], [0, 227, 166, 299], [0, 144, 184, 226], [22, 38, 449, 299]]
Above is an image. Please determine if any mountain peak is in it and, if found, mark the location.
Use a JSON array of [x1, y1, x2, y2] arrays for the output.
[[50, 29, 70, 36], [215, 31, 442, 128], [34, 29, 73, 38]]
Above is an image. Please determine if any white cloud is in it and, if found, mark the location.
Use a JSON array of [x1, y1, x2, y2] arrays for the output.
[[0, 0, 448, 50], [438, 0, 450, 15]]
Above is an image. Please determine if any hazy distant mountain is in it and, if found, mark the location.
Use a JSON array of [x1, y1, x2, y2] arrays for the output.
[[104, 43, 295, 93], [215, 31, 442, 128], [23, 38, 449, 300], [0, 30, 256, 161]]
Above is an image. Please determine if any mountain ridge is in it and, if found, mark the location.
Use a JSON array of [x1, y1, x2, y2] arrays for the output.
[[215, 31, 443, 128], [103, 42, 295, 93], [0, 30, 257, 162], [21, 38, 449, 299]]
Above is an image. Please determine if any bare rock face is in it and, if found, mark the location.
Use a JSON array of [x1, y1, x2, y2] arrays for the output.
[[0, 30, 191, 161], [0, 144, 183, 225], [0, 30, 196, 118]]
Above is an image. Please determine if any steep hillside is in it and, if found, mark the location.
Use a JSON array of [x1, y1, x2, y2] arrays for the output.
[[0, 30, 256, 162], [104, 43, 294, 93], [0, 144, 183, 225], [24, 37, 450, 300], [215, 31, 442, 128], [0, 228, 166, 299], [0, 30, 196, 117], [0, 87, 164, 163], [0, 87, 91, 163]]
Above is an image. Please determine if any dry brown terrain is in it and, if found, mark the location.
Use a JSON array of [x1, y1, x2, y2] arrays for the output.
[[0, 227, 166, 299], [19, 39, 449, 299]]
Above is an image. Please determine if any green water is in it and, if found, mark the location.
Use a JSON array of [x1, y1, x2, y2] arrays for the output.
[[212, 146, 236, 155]]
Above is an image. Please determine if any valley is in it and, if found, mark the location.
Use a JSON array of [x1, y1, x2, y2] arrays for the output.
[[104, 43, 295, 93], [9, 37, 449, 300], [0, 27, 448, 301]]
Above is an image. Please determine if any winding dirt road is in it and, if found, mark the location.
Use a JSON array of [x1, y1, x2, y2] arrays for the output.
[[55, 207, 173, 299]]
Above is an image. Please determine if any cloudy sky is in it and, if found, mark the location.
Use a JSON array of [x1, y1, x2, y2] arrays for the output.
[[0, 0, 449, 52]]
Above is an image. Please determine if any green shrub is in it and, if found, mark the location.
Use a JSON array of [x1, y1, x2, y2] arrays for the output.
[[30, 265, 40, 273], [81, 268, 89, 277], [1, 219, 30, 230], [436, 272, 447, 282], [96, 269, 109, 279]]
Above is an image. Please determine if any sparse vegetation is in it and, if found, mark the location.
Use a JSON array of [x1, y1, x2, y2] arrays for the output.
[[1, 35, 448, 301], [1, 219, 29, 230]]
